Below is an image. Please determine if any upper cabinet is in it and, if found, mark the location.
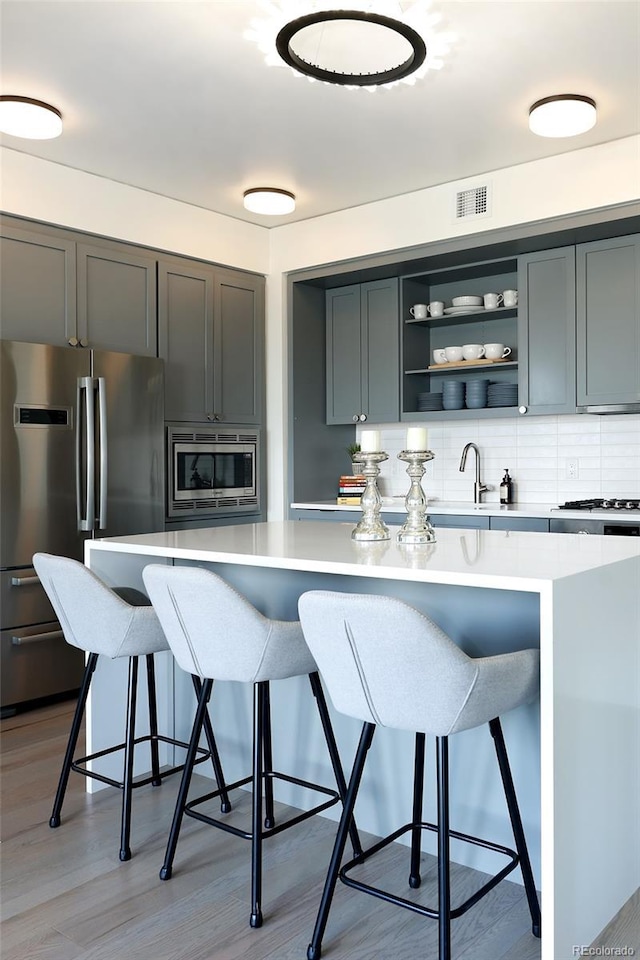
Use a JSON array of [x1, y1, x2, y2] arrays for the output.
[[76, 242, 157, 355], [0, 222, 77, 345], [576, 235, 640, 408], [0, 219, 156, 355], [517, 247, 576, 416], [159, 257, 265, 424], [326, 278, 399, 424]]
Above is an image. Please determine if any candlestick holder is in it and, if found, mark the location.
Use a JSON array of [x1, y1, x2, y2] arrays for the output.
[[351, 451, 389, 541], [397, 450, 436, 544]]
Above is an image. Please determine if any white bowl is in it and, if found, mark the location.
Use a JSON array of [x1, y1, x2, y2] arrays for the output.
[[452, 295, 483, 306]]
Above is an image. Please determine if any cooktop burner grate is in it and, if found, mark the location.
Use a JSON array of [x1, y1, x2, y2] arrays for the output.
[[558, 498, 640, 511]]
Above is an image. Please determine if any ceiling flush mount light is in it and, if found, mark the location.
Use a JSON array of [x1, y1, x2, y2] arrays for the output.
[[528, 94, 597, 138], [0, 95, 63, 139], [245, 1, 455, 90], [243, 188, 296, 215]]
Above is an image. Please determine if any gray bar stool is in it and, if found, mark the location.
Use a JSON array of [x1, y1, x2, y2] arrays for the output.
[[142, 563, 361, 929], [298, 590, 541, 960], [33, 552, 230, 862]]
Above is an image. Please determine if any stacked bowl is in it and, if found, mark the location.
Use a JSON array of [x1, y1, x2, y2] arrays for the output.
[[465, 379, 490, 409], [442, 380, 465, 410]]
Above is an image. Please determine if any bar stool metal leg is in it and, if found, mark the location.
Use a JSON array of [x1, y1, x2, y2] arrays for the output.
[[119, 657, 139, 862], [250, 681, 266, 928], [409, 732, 426, 889], [191, 674, 231, 813], [309, 671, 363, 859], [49, 652, 98, 829], [489, 718, 541, 938], [307, 722, 375, 960], [146, 654, 162, 787], [262, 681, 275, 830], [436, 736, 452, 960], [159, 678, 213, 881]]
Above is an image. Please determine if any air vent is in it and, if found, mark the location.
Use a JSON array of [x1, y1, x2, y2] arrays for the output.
[[455, 184, 490, 220]]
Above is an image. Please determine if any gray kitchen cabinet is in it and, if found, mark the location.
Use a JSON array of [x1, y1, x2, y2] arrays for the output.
[[517, 247, 576, 416], [76, 241, 157, 355], [490, 516, 549, 532], [326, 278, 399, 425], [576, 234, 640, 407], [0, 221, 77, 345], [429, 514, 490, 529], [159, 257, 265, 423]]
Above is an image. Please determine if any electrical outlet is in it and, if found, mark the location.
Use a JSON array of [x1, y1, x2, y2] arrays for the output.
[[566, 459, 579, 480]]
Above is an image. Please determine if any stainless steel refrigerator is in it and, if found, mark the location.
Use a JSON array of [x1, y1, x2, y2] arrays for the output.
[[1, 340, 164, 714]]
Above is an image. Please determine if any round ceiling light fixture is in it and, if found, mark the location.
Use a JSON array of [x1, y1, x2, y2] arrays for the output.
[[528, 94, 597, 138], [243, 188, 296, 215], [275, 9, 426, 86], [0, 95, 63, 139]]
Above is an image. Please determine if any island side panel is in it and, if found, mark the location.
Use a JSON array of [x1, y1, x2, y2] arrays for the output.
[[549, 558, 640, 960]]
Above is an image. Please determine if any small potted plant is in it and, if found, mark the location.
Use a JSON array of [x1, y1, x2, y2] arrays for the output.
[[347, 443, 363, 473]]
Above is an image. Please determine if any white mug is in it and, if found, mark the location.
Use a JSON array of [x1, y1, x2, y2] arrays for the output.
[[432, 348, 447, 364], [427, 300, 444, 317], [483, 292, 503, 310], [410, 303, 428, 319], [444, 345, 464, 362], [503, 289, 518, 308], [462, 343, 485, 360], [484, 343, 512, 360]]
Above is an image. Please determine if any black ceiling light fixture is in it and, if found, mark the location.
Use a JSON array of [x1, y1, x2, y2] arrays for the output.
[[275, 8, 427, 86]]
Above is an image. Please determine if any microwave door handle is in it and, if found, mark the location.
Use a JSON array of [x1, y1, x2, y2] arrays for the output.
[[77, 376, 95, 531], [96, 376, 108, 530]]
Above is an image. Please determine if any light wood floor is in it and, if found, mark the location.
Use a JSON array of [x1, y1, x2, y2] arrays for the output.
[[1, 702, 636, 960]]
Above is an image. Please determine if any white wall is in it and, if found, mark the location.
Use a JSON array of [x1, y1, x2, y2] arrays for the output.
[[2, 138, 640, 517]]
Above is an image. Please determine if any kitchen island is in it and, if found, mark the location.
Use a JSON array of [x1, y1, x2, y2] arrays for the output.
[[85, 521, 640, 960]]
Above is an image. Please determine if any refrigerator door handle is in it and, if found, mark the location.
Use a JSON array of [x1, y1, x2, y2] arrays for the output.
[[96, 376, 108, 530], [77, 376, 95, 531]]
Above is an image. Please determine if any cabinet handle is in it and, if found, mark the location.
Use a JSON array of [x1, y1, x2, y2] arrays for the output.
[[352, 414, 359, 423], [359, 413, 367, 422], [518, 405, 528, 415], [68, 337, 79, 347], [11, 575, 40, 587], [206, 413, 214, 421], [79, 338, 88, 348], [11, 630, 64, 646]]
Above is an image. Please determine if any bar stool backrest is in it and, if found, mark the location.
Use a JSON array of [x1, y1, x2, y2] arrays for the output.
[[142, 564, 316, 683], [298, 591, 539, 736], [33, 552, 167, 658]]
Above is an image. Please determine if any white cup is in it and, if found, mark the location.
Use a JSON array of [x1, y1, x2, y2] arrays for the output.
[[462, 343, 485, 360], [484, 343, 512, 360], [483, 292, 504, 310], [444, 345, 464, 362], [503, 289, 518, 307], [432, 348, 447, 364], [427, 300, 444, 317], [410, 303, 428, 319]]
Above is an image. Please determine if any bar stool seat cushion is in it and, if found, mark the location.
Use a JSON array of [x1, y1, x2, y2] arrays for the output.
[[34, 553, 168, 659], [142, 565, 317, 683], [298, 591, 539, 735]]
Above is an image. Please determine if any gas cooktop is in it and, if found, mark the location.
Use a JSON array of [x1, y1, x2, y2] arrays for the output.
[[557, 498, 640, 512]]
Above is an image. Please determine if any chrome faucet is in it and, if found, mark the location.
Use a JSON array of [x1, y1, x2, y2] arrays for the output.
[[459, 442, 488, 504]]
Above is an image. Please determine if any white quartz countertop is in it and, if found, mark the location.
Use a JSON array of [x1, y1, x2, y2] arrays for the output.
[[291, 499, 640, 522], [87, 521, 640, 594]]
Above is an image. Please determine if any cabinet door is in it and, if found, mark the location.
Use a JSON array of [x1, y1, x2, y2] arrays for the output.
[[77, 242, 157, 355], [158, 258, 215, 421], [518, 248, 576, 415], [326, 284, 362, 424], [0, 222, 77, 345], [214, 268, 265, 424], [576, 235, 640, 405], [361, 278, 399, 423]]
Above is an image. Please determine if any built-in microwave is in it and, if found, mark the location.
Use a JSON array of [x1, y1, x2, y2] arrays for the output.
[[167, 423, 260, 519]]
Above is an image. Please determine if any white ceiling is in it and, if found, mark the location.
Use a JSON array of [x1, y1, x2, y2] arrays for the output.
[[1, 1, 639, 227]]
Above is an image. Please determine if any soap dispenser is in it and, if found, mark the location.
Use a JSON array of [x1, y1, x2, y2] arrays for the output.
[[500, 469, 514, 504]]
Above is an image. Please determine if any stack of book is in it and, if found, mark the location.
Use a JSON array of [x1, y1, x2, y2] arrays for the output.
[[337, 474, 366, 505]]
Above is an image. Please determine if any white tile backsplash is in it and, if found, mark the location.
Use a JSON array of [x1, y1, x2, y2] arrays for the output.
[[359, 413, 640, 504]]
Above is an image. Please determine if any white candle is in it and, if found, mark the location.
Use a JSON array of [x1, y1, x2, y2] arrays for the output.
[[406, 427, 428, 451], [360, 430, 381, 453]]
